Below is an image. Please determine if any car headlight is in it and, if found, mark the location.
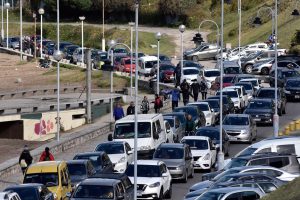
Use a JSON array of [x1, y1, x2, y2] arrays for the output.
[[149, 182, 160, 188], [203, 153, 210, 160], [140, 145, 151, 150], [176, 165, 185, 170], [241, 130, 248, 135], [284, 89, 291, 94], [118, 156, 126, 163]]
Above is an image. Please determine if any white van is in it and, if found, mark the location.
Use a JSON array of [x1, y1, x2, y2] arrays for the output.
[[108, 114, 167, 158], [138, 56, 158, 76], [235, 136, 300, 162]]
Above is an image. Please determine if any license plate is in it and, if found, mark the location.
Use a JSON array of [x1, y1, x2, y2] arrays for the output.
[[137, 191, 143, 197], [254, 118, 261, 121], [295, 95, 300, 99], [230, 136, 237, 140]]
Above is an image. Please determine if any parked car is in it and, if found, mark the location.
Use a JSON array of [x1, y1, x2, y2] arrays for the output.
[[125, 160, 172, 199], [173, 106, 206, 128], [44, 41, 56, 55], [66, 160, 96, 189], [112, 48, 128, 57], [284, 78, 300, 101], [195, 126, 230, 156], [221, 61, 242, 75], [73, 152, 114, 174], [223, 114, 257, 143], [56, 41, 72, 51], [70, 178, 127, 200], [252, 59, 274, 75], [163, 115, 184, 142], [235, 74, 255, 83], [223, 85, 248, 108], [138, 56, 158, 76], [63, 44, 80, 60], [91, 50, 108, 70], [177, 60, 203, 70], [1, 37, 20, 49], [243, 99, 275, 125], [207, 95, 235, 114], [94, 141, 133, 173], [216, 90, 242, 112], [239, 78, 261, 91], [212, 75, 237, 90], [187, 102, 216, 126], [197, 69, 220, 89], [182, 67, 200, 84], [0, 191, 21, 200], [90, 173, 134, 200], [23, 161, 72, 200], [163, 112, 187, 133], [181, 136, 217, 171], [4, 184, 54, 200], [202, 99, 222, 122], [235, 82, 255, 99], [118, 57, 136, 73], [241, 51, 275, 74], [255, 87, 287, 115], [150, 64, 175, 82], [184, 44, 219, 61], [269, 68, 300, 88], [272, 60, 300, 71], [153, 143, 194, 182]]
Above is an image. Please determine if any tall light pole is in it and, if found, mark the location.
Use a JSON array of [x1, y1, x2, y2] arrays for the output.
[[1, 0, 4, 40], [5, 2, 9, 49], [155, 32, 161, 94], [129, 22, 135, 97], [179, 24, 185, 83], [218, 0, 225, 171], [19, 0, 22, 60], [38, 8, 44, 58], [237, 0, 241, 67], [108, 40, 116, 124], [79, 16, 85, 65], [33, 12, 36, 59], [102, 0, 105, 51]]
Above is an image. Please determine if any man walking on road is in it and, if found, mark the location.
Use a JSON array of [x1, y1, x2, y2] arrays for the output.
[[127, 101, 135, 115], [39, 147, 55, 162], [200, 78, 208, 100], [174, 65, 181, 87], [19, 145, 33, 174], [190, 79, 200, 102], [170, 87, 180, 110], [141, 96, 150, 114], [153, 94, 163, 113], [180, 79, 192, 105], [113, 103, 125, 121]]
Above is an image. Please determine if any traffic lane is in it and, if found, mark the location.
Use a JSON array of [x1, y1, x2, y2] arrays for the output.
[[172, 101, 300, 200]]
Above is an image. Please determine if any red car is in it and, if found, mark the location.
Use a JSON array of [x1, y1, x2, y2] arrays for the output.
[[212, 74, 237, 90], [120, 57, 136, 73]]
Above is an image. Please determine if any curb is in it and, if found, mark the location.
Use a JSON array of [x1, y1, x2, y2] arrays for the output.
[[279, 118, 300, 136]]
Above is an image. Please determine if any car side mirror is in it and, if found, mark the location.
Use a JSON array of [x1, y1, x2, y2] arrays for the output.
[[108, 134, 113, 141], [162, 173, 168, 177], [127, 150, 133, 155]]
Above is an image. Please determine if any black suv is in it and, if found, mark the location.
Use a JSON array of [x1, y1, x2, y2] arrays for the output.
[[269, 68, 300, 88], [255, 87, 287, 116], [284, 78, 300, 101]]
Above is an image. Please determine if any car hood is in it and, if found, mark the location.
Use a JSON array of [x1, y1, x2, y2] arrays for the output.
[[286, 87, 300, 91], [128, 176, 161, 185], [205, 76, 217, 82], [114, 138, 151, 151], [108, 154, 124, 164], [190, 149, 210, 157], [70, 175, 87, 185], [163, 70, 174, 75], [189, 180, 214, 191], [244, 108, 273, 114], [153, 159, 184, 167], [223, 125, 249, 131], [185, 188, 208, 199]]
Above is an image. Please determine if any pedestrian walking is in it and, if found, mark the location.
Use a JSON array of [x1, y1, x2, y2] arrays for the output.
[[190, 79, 201, 102], [174, 65, 181, 87], [113, 102, 125, 121], [39, 147, 55, 162], [185, 115, 195, 136], [200, 78, 208, 100], [127, 101, 135, 115], [140, 96, 150, 114], [153, 94, 163, 113], [19, 145, 33, 174], [171, 87, 180, 110], [180, 79, 192, 105]]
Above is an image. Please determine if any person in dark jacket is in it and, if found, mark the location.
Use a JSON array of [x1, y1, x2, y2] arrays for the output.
[[113, 103, 125, 121], [127, 101, 135, 115], [185, 115, 195, 135], [19, 145, 33, 174], [39, 147, 55, 162], [174, 65, 181, 87], [180, 79, 192, 105], [200, 79, 208, 100], [171, 87, 181, 110], [190, 79, 201, 102], [141, 96, 150, 114], [152, 94, 163, 113]]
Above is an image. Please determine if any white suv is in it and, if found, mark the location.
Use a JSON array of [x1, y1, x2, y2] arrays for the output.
[[0, 192, 21, 200], [181, 136, 217, 171], [216, 89, 241, 112], [187, 102, 216, 126], [125, 160, 172, 199]]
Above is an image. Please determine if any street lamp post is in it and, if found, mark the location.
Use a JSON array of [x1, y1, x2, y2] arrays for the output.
[[102, 0, 105, 51], [33, 12, 36, 59], [253, 6, 279, 137], [1, 0, 4, 40], [155, 32, 161, 95], [56, 0, 61, 142], [38, 8, 44, 58], [198, 20, 220, 54], [20, 0, 22, 60], [237, 0, 241, 67], [79, 16, 85, 66], [108, 40, 116, 124], [5, 2, 9, 49], [179, 24, 185, 83], [129, 22, 135, 97]]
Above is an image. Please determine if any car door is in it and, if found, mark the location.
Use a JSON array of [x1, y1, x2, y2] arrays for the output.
[[125, 142, 134, 164], [186, 146, 193, 175], [160, 163, 171, 194]]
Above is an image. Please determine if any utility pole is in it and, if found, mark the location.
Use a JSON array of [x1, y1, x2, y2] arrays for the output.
[[86, 48, 92, 124]]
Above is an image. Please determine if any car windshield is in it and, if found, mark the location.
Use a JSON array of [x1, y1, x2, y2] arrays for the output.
[[11, 37, 19, 42], [286, 80, 300, 87], [282, 71, 300, 78], [124, 59, 135, 64], [154, 147, 184, 159], [196, 129, 219, 140], [209, 96, 229, 104], [73, 185, 114, 199], [145, 61, 157, 68], [95, 143, 124, 154], [181, 139, 208, 150], [236, 147, 258, 157], [114, 122, 151, 139], [160, 65, 175, 71], [241, 79, 258, 86], [164, 118, 174, 127], [217, 91, 238, 98], [257, 90, 275, 99], [223, 76, 235, 83], [183, 68, 199, 75], [74, 155, 101, 168], [126, 165, 161, 177], [223, 116, 249, 125], [5, 188, 37, 200], [224, 67, 240, 74], [174, 108, 197, 120], [67, 164, 87, 176], [212, 169, 240, 181], [248, 101, 272, 109], [197, 192, 226, 200], [194, 104, 209, 111], [236, 83, 252, 90], [24, 173, 58, 186], [204, 71, 220, 77], [205, 100, 219, 108], [224, 158, 248, 169]]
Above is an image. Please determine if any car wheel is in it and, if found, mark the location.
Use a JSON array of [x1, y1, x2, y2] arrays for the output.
[[261, 67, 269, 75], [92, 62, 96, 70], [165, 184, 172, 199], [192, 56, 198, 62], [225, 145, 229, 157], [188, 168, 194, 178], [245, 64, 253, 74], [182, 170, 188, 183], [158, 188, 163, 200]]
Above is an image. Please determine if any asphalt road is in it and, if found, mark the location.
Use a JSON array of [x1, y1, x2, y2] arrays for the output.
[[171, 100, 300, 200]]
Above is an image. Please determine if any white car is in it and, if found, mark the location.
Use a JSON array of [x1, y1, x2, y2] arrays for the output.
[[187, 102, 215, 126], [197, 69, 220, 89], [216, 89, 241, 112], [239, 78, 261, 91], [181, 136, 217, 171], [182, 67, 200, 84], [126, 160, 172, 199], [0, 192, 21, 200], [224, 85, 248, 107], [94, 141, 133, 173], [164, 120, 175, 143]]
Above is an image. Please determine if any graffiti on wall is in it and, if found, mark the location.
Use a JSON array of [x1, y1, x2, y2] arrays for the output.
[[34, 119, 54, 135]]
